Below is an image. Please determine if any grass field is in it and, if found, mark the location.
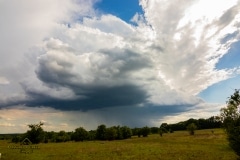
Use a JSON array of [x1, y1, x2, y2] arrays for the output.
[[0, 129, 238, 160]]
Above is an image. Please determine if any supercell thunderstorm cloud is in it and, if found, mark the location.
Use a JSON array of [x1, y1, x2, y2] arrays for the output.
[[0, 0, 240, 133]]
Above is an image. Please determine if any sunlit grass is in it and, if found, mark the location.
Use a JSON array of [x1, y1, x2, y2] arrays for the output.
[[0, 129, 238, 160]]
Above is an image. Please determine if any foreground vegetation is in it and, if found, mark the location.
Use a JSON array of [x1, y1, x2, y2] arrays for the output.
[[220, 89, 240, 156], [0, 129, 238, 160]]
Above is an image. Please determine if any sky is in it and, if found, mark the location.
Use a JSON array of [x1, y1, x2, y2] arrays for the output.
[[0, 0, 240, 133]]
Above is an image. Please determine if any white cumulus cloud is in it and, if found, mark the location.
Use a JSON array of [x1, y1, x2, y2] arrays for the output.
[[0, 0, 240, 132]]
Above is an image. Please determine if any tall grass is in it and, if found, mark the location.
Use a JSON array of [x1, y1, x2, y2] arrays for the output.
[[0, 129, 238, 160]]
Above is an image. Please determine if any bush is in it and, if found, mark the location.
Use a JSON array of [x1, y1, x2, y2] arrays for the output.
[[187, 123, 197, 135]]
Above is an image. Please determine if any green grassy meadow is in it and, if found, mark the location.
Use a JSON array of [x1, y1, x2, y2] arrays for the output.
[[0, 129, 238, 160]]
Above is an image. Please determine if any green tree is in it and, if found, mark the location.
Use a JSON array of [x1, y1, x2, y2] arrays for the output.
[[160, 123, 169, 133], [45, 131, 57, 142], [220, 89, 240, 156], [25, 122, 45, 144], [96, 124, 107, 140], [187, 123, 197, 135], [121, 126, 132, 139], [131, 128, 141, 136], [106, 127, 117, 140], [141, 126, 151, 137], [115, 126, 123, 140], [88, 130, 96, 140], [11, 135, 21, 143], [151, 127, 159, 134], [56, 130, 70, 142], [72, 127, 89, 142], [137, 129, 142, 137]]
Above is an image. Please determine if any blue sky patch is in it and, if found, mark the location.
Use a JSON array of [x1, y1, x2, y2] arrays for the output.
[[216, 41, 240, 70], [94, 0, 143, 22]]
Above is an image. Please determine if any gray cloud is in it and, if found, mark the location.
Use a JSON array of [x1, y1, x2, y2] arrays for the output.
[[218, 2, 240, 27], [22, 84, 148, 111], [1, 0, 239, 111], [35, 39, 153, 88], [1, 0, 240, 133], [221, 31, 239, 44], [0, 0, 97, 106]]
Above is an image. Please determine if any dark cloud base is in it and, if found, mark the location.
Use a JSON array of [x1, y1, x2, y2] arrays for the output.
[[14, 85, 148, 111]]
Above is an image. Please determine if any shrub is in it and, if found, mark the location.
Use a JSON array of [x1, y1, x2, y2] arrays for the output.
[[187, 123, 197, 135]]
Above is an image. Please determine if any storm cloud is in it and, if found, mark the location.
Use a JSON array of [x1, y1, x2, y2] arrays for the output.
[[23, 84, 148, 111]]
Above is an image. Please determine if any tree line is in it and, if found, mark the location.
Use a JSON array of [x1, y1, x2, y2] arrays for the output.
[[7, 115, 222, 144], [10, 124, 154, 144], [159, 116, 221, 133]]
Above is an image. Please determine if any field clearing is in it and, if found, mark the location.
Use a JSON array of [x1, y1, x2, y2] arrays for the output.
[[0, 129, 238, 160]]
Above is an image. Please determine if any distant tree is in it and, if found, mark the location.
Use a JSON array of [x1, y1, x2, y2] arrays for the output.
[[187, 123, 197, 135], [45, 131, 57, 142], [170, 119, 188, 130], [72, 127, 89, 142], [198, 118, 207, 129], [96, 124, 107, 140], [56, 130, 71, 142], [88, 130, 96, 140], [121, 126, 132, 139], [106, 127, 117, 140], [11, 136, 21, 143], [1, 134, 13, 140], [160, 123, 169, 133], [141, 126, 151, 137], [137, 129, 142, 137], [220, 89, 240, 156], [25, 122, 45, 144], [131, 128, 141, 137], [186, 118, 198, 127], [115, 126, 123, 140], [151, 127, 159, 134], [159, 129, 163, 137], [167, 116, 222, 132]]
